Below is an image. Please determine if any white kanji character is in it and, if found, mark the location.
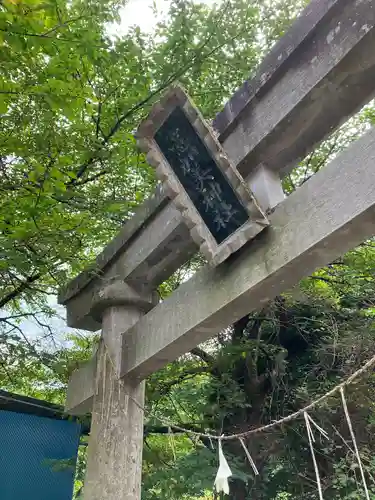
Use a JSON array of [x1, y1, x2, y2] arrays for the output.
[[191, 167, 213, 191], [202, 181, 221, 212]]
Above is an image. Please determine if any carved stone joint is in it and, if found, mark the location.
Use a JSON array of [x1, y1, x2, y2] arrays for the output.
[[89, 279, 158, 322]]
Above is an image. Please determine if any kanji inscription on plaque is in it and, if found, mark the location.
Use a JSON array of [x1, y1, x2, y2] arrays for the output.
[[136, 85, 269, 266]]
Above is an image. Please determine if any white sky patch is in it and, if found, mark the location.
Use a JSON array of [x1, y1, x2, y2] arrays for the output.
[[11, 296, 85, 348], [108, 0, 217, 37]]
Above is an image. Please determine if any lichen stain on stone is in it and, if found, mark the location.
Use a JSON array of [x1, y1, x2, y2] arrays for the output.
[[260, 73, 268, 85], [361, 24, 371, 34], [326, 30, 335, 44]]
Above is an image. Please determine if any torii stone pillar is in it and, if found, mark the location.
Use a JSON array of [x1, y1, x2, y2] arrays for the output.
[[82, 279, 157, 500]]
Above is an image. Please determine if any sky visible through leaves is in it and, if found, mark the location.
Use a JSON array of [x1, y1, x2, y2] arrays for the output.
[[12, 0, 217, 345], [110, 0, 216, 36]]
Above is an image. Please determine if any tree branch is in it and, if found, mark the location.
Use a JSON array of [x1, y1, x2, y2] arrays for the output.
[[157, 366, 210, 395], [0, 273, 41, 309], [190, 347, 215, 364], [69, 22, 253, 185]]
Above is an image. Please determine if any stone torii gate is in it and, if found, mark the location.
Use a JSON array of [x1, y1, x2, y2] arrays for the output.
[[58, 0, 375, 498]]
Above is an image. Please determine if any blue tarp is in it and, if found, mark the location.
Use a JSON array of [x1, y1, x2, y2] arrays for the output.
[[0, 409, 81, 500]]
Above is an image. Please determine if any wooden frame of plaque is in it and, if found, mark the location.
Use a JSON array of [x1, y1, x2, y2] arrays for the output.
[[135, 85, 269, 266]]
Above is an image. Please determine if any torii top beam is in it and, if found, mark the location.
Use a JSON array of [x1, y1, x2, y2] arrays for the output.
[[59, 0, 375, 332]]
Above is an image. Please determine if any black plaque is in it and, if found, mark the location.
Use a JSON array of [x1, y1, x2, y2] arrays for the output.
[[154, 107, 249, 244]]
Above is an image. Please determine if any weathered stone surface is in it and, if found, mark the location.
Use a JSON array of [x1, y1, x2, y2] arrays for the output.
[[59, 0, 375, 330], [62, 202, 193, 331], [216, 0, 375, 177], [58, 186, 166, 304], [65, 362, 97, 416], [121, 126, 375, 381], [65, 354, 97, 415], [90, 280, 157, 321], [137, 85, 269, 267], [246, 164, 285, 213], [213, 0, 341, 136], [63, 4, 375, 497], [83, 306, 145, 500], [90, 280, 157, 376]]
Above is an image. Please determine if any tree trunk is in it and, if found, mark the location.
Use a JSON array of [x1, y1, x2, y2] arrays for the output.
[[229, 478, 247, 500]]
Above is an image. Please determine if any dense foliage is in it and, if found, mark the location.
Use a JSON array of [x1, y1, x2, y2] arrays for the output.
[[1, 0, 375, 499]]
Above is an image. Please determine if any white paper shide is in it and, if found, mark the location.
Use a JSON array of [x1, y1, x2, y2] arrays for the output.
[[214, 440, 232, 495]]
